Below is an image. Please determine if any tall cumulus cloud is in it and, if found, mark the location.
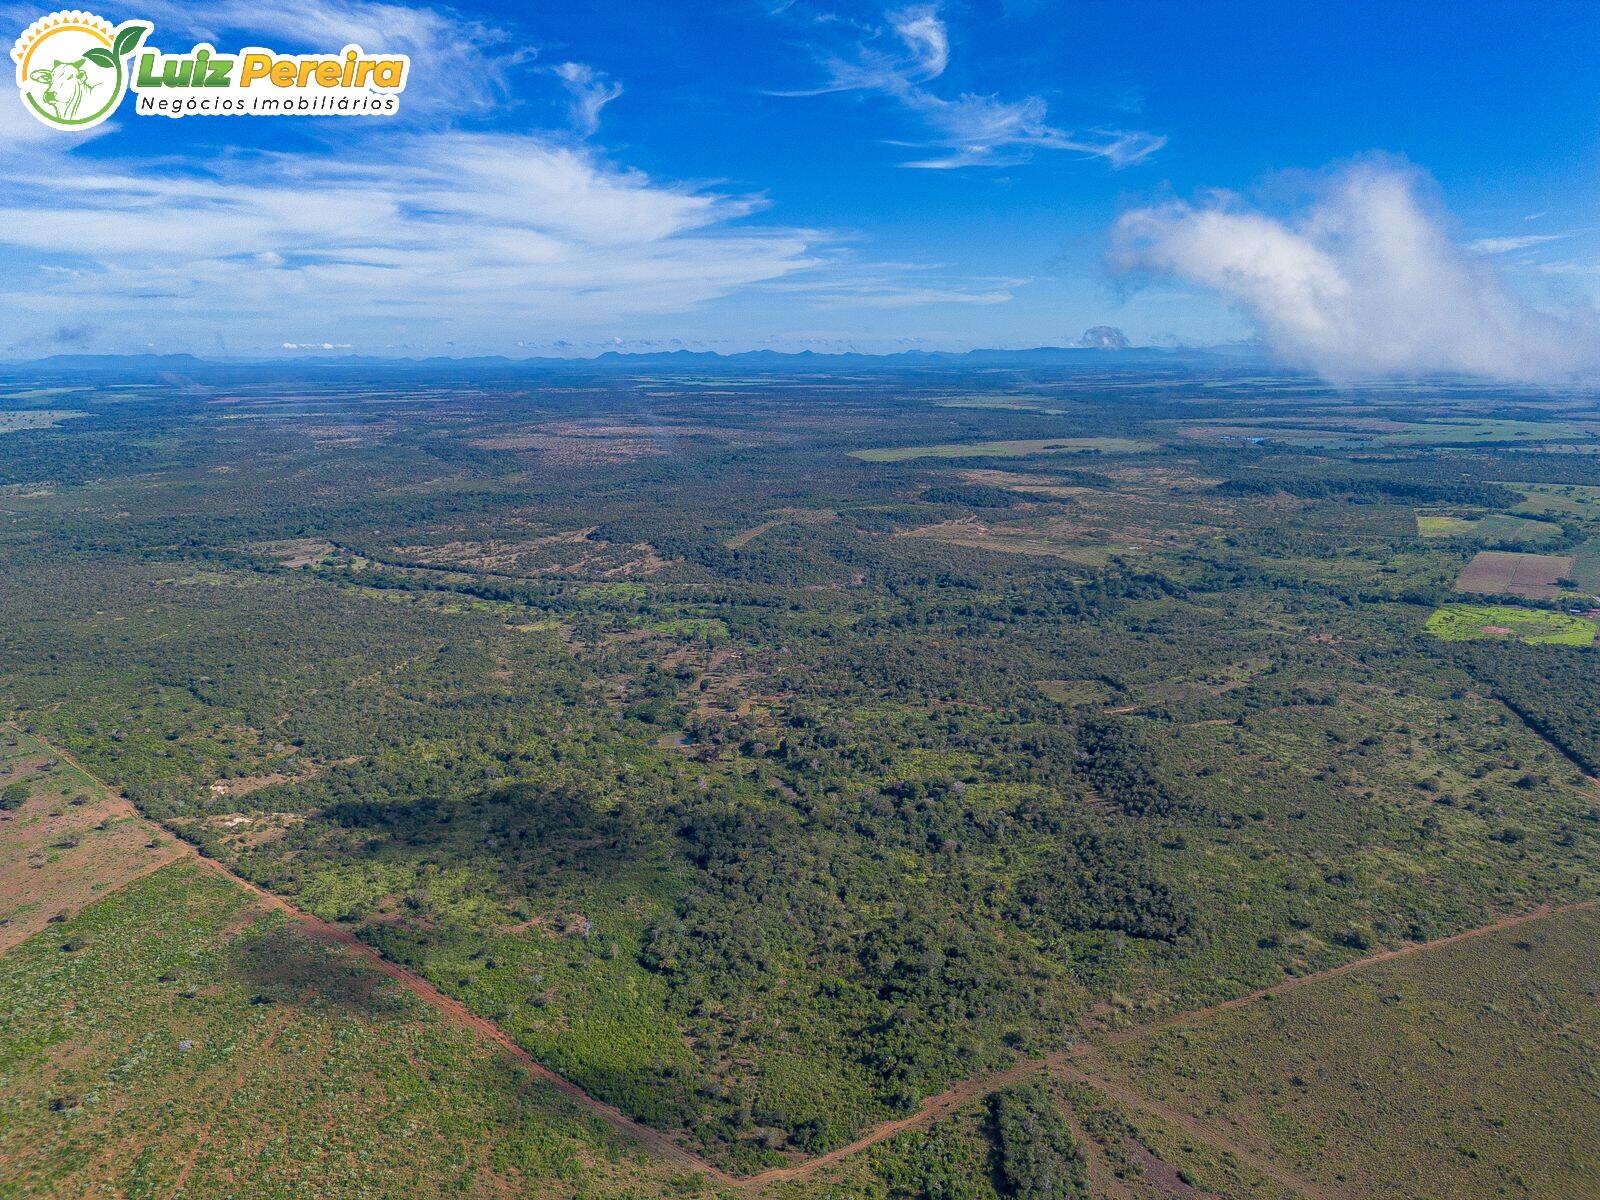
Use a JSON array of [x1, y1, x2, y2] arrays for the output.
[[1112, 160, 1598, 384]]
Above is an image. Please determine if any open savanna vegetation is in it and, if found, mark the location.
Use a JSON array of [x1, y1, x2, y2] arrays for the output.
[[1508, 481, 1600, 519], [1, 362, 1598, 1196], [1380, 417, 1595, 447], [0, 409, 86, 434], [1083, 904, 1600, 1199]]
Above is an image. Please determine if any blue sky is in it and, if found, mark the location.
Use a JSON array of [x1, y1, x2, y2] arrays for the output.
[[4, 0, 1600, 368]]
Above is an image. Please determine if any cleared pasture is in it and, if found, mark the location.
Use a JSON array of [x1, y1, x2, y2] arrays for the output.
[[1085, 905, 1600, 1199], [1425, 603, 1596, 646], [0, 410, 86, 434], [1417, 513, 1562, 543]]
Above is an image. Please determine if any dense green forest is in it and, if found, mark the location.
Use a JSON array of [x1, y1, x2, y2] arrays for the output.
[[2, 362, 1598, 1182]]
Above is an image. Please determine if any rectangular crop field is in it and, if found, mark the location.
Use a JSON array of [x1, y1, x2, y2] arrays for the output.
[[1455, 550, 1575, 599], [1568, 535, 1600, 591], [1416, 513, 1477, 537], [1418, 513, 1562, 543]]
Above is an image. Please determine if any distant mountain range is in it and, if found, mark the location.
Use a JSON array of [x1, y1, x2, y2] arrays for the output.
[[2, 343, 1265, 379]]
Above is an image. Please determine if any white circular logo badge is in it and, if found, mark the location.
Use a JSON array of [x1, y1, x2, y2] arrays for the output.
[[12, 10, 149, 130]]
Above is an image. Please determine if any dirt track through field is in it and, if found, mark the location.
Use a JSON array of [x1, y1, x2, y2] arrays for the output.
[[1051, 1056, 1336, 1199], [18, 728, 1597, 1193], [18, 730, 727, 1184], [742, 897, 1595, 1193]]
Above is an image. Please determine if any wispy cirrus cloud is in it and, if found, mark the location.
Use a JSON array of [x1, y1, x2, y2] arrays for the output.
[[550, 61, 623, 136], [896, 93, 1165, 170], [1112, 159, 1599, 383], [0, 0, 824, 352], [0, 123, 818, 347], [757, 263, 1025, 307], [779, 4, 1164, 169], [1469, 232, 1570, 255]]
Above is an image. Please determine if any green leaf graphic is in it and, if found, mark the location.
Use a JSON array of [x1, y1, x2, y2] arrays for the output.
[[112, 24, 149, 58], [83, 47, 115, 68]]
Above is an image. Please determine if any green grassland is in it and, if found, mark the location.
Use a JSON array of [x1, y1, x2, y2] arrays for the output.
[[0, 864, 688, 1200], [1425, 603, 1597, 646], [932, 396, 1070, 415], [1034, 679, 1118, 706], [0, 410, 87, 434], [1416, 511, 1563, 542], [1089, 904, 1600, 1199], [1568, 535, 1600, 591], [1381, 418, 1591, 446], [1417, 513, 1478, 537], [1176, 416, 1591, 451]]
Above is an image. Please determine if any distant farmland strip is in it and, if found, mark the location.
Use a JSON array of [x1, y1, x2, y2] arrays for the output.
[[850, 437, 1151, 461]]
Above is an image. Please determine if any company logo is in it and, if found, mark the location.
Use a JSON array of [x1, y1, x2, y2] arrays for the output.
[[12, 11, 147, 129], [12, 10, 410, 128]]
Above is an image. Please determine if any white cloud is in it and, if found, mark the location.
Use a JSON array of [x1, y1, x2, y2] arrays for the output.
[[898, 93, 1164, 170], [550, 62, 623, 136], [0, 0, 834, 350], [0, 129, 818, 346], [0, 78, 121, 148], [784, 3, 1162, 170], [1112, 160, 1598, 383], [0, 0, 1031, 351], [887, 5, 948, 79], [1469, 233, 1568, 255]]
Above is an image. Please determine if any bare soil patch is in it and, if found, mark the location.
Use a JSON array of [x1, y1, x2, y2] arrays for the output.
[[392, 530, 670, 578], [251, 538, 338, 568], [0, 745, 186, 953], [1455, 550, 1574, 599]]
